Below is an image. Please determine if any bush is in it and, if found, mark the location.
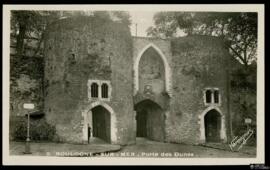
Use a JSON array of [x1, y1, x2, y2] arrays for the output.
[[12, 117, 56, 141]]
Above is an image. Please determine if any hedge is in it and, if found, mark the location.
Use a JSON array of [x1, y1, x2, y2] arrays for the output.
[[11, 117, 56, 141]]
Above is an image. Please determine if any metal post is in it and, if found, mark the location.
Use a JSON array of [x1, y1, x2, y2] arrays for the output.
[[246, 122, 251, 132], [24, 112, 31, 154], [135, 23, 137, 37]]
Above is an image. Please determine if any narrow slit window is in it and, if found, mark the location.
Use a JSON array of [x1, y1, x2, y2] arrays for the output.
[[205, 90, 212, 103], [101, 83, 108, 98], [91, 83, 99, 98], [214, 90, 219, 103]]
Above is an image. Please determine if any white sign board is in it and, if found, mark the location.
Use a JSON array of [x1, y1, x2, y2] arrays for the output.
[[245, 118, 252, 124], [23, 103, 35, 110]]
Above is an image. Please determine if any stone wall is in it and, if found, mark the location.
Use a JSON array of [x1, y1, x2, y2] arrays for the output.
[[132, 36, 231, 145], [44, 16, 134, 144], [9, 12, 246, 145], [167, 35, 231, 144], [44, 17, 232, 145]]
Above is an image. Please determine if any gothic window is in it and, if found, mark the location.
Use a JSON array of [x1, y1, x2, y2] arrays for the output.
[[88, 80, 111, 101], [214, 90, 219, 103], [101, 83, 108, 98], [205, 90, 212, 104], [204, 88, 221, 105], [91, 83, 99, 98]]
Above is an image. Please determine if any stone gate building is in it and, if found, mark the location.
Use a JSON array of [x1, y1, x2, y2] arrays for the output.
[[44, 16, 231, 145]]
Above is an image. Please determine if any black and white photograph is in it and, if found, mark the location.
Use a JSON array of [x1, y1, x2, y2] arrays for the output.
[[2, 4, 265, 165]]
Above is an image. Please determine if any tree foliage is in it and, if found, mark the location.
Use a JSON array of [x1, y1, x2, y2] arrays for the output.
[[12, 117, 56, 141], [11, 10, 132, 58], [147, 12, 258, 66], [111, 11, 132, 26], [11, 11, 60, 57]]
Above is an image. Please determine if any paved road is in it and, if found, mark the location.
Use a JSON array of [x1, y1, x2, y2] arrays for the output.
[[9, 138, 255, 158], [114, 138, 255, 158], [10, 141, 121, 156]]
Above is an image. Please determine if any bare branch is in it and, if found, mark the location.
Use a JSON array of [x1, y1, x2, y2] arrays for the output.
[[228, 45, 246, 64]]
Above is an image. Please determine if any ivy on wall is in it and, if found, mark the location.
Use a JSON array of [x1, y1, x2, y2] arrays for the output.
[[10, 56, 44, 115]]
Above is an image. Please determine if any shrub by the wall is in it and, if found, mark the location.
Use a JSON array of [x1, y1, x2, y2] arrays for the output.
[[11, 117, 56, 141]]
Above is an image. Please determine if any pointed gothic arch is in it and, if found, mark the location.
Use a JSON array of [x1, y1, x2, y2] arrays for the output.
[[82, 101, 117, 144], [134, 99, 165, 142], [198, 106, 227, 143], [134, 43, 171, 96]]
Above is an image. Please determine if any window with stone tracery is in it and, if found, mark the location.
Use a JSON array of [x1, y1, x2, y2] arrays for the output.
[[91, 83, 99, 98], [214, 90, 219, 104], [101, 83, 109, 98], [88, 80, 111, 101], [205, 90, 212, 104], [204, 88, 221, 106]]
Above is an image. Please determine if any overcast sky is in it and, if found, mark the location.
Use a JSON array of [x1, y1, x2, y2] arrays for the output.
[[129, 11, 155, 37], [128, 11, 186, 37]]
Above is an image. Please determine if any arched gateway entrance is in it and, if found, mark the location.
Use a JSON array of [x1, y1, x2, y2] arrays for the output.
[[82, 101, 117, 144], [92, 106, 111, 142], [133, 43, 169, 142], [204, 109, 221, 142], [199, 106, 227, 143], [134, 99, 165, 142]]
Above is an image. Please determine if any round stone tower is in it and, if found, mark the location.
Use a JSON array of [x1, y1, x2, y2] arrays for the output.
[[43, 16, 134, 144]]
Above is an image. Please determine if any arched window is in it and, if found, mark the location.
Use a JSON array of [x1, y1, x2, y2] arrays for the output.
[[91, 83, 99, 98], [205, 90, 212, 103], [101, 83, 108, 98], [88, 80, 111, 101], [214, 90, 219, 103]]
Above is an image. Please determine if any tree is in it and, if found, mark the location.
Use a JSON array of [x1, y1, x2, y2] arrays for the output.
[[11, 11, 60, 58], [147, 12, 258, 67], [230, 62, 256, 142], [111, 11, 132, 26], [11, 10, 132, 59]]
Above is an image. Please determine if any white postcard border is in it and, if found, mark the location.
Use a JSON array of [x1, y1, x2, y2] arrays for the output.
[[2, 4, 265, 165]]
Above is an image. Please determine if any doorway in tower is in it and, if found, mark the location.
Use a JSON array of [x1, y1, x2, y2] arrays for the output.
[[135, 99, 165, 142], [204, 109, 221, 143], [92, 105, 111, 143]]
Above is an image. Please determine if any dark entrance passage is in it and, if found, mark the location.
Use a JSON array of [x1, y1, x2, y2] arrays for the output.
[[136, 107, 147, 137], [135, 100, 165, 142], [204, 109, 221, 142], [92, 106, 111, 143]]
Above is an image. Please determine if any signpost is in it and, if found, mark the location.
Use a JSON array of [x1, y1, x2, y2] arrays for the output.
[[244, 118, 252, 131], [23, 103, 35, 110], [23, 103, 35, 154]]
